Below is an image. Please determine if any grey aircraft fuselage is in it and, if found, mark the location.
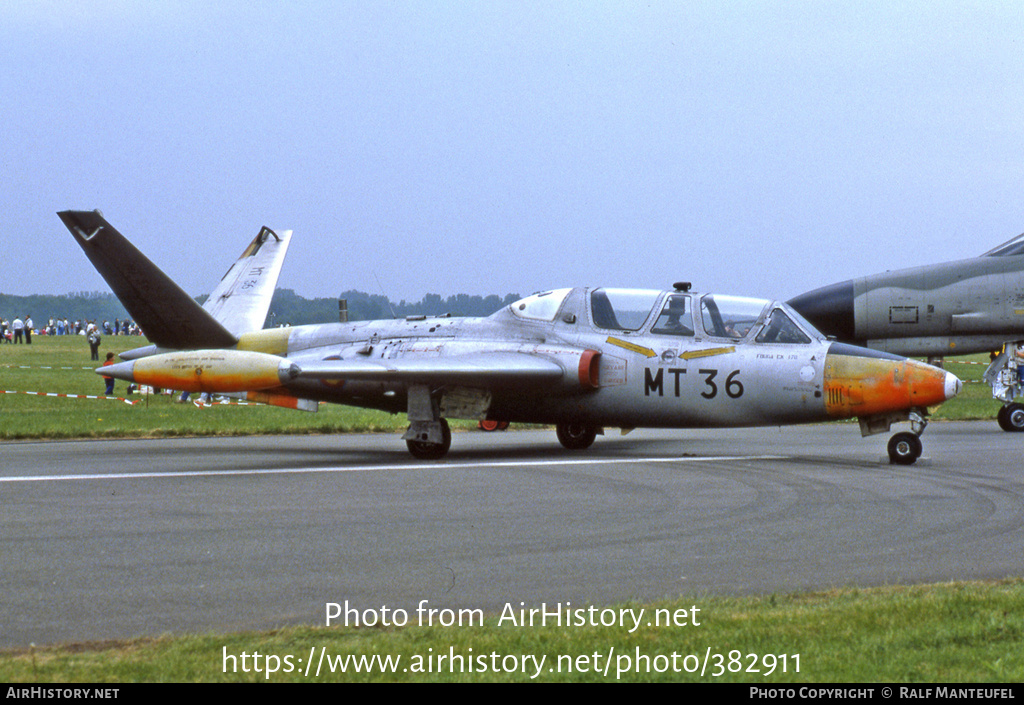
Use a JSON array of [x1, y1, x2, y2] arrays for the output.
[[243, 289, 867, 429], [788, 234, 1024, 358], [109, 286, 960, 463]]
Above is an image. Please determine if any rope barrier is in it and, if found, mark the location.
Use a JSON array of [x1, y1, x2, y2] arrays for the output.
[[1, 388, 268, 407], [2, 389, 138, 404]]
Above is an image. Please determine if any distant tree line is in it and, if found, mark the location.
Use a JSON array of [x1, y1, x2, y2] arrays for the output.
[[1, 289, 521, 330], [0, 292, 129, 325], [264, 289, 521, 326]]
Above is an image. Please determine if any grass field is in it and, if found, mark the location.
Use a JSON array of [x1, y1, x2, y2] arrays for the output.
[[0, 335, 442, 439], [930, 356, 1007, 420], [1, 582, 1022, 682], [0, 335, 1007, 441]]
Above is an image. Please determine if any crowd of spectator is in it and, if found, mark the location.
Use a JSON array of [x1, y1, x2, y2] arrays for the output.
[[0, 316, 143, 343]]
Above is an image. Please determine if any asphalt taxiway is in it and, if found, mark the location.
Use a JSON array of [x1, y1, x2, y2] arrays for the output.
[[3, 422, 1023, 647]]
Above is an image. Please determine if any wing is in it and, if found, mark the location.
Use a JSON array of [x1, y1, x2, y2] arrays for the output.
[[295, 351, 565, 388], [202, 226, 292, 337]]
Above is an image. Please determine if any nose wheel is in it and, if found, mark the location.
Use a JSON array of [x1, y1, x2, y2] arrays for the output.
[[887, 431, 923, 465]]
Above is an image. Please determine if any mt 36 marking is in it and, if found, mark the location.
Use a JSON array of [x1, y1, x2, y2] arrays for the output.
[[645, 368, 744, 399], [702, 369, 744, 399]]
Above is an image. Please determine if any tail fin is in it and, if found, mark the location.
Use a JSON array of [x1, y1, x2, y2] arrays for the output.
[[201, 225, 292, 337], [59, 210, 239, 349]]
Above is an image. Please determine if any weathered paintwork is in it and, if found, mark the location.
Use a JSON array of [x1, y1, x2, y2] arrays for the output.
[[822, 346, 954, 418], [112, 349, 296, 394], [61, 210, 961, 462]]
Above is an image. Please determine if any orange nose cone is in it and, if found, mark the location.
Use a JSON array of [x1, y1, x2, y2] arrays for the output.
[[906, 361, 962, 407], [824, 346, 961, 419]]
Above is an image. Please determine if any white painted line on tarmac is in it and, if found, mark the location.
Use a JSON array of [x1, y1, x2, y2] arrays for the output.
[[0, 455, 789, 483]]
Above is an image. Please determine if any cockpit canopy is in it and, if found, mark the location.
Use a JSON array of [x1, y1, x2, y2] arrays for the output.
[[983, 232, 1024, 258], [507, 287, 820, 344], [509, 288, 573, 321]]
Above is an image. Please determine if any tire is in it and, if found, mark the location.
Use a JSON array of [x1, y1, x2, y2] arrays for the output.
[[556, 422, 597, 450], [1003, 403, 1024, 432], [887, 432, 922, 465], [406, 419, 451, 460], [998, 405, 1013, 432]]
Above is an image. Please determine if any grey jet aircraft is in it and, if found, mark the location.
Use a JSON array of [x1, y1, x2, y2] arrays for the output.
[[59, 210, 962, 464], [788, 233, 1024, 432]]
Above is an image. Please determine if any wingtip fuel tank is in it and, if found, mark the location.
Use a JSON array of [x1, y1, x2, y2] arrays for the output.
[[100, 349, 299, 393]]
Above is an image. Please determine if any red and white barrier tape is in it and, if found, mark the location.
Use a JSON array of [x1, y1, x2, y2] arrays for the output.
[[2, 365, 96, 370], [2, 389, 139, 404]]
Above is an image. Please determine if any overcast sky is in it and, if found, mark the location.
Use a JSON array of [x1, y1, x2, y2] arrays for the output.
[[3, 1, 1023, 304]]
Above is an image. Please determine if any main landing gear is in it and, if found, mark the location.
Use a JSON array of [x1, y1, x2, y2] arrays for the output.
[[406, 418, 451, 460], [555, 422, 598, 450], [997, 403, 1024, 433], [403, 384, 452, 460], [984, 343, 1024, 432]]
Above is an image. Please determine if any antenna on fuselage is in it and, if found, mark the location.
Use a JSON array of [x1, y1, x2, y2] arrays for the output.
[[373, 273, 398, 319]]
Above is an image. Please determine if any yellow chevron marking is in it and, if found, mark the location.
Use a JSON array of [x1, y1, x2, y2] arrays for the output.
[[679, 346, 736, 360], [605, 337, 657, 358]]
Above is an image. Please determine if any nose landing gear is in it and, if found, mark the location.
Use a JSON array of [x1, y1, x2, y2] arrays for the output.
[[862, 410, 929, 465], [883, 410, 928, 465], [887, 431, 923, 465], [997, 403, 1024, 432]]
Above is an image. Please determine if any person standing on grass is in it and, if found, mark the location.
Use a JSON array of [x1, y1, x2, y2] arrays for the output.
[[101, 352, 116, 395], [24, 315, 32, 344], [87, 326, 101, 361]]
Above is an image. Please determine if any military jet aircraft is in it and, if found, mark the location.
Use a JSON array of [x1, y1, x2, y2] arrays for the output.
[[59, 210, 961, 464], [788, 233, 1024, 432]]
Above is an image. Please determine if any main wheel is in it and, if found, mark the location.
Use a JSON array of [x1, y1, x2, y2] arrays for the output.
[[406, 419, 451, 460], [887, 432, 922, 465], [556, 422, 597, 450], [998, 405, 1011, 431], [998, 403, 1024, 432]]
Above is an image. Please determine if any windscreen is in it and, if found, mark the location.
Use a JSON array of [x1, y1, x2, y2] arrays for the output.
[[509, 289, 572, 321], [699, 295, 770, 339]]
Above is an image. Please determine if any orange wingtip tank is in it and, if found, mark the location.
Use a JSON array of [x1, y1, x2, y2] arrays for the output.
[[103, 349, 297, 393]]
